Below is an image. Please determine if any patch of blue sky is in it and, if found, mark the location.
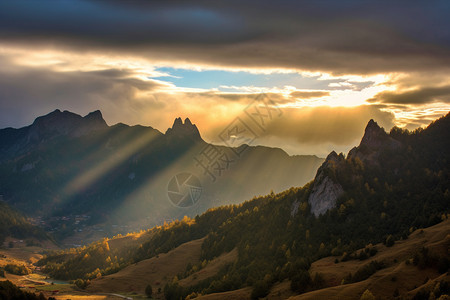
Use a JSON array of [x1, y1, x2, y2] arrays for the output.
[[152, 67, 339, 91]]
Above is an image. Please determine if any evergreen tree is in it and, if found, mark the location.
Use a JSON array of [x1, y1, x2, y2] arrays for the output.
[[145, 284, 153, 298]]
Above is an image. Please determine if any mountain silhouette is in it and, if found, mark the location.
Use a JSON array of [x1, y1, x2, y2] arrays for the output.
[[0, 109, 323, 243]]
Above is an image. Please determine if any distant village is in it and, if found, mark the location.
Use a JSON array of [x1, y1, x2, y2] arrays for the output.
[[27, 215, 133, 248]]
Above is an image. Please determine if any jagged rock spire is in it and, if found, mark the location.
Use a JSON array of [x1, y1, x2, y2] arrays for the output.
[[348, 119, 401, 161], [360, 119, 388, 149], [165, 117, 202, 141]]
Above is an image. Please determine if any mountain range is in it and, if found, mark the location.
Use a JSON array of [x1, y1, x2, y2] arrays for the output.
[[0, 109, 323, 243], [36, 112, 450, 299]]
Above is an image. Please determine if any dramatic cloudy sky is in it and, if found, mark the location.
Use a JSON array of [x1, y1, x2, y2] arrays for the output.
[[1, 0, 449, 156]]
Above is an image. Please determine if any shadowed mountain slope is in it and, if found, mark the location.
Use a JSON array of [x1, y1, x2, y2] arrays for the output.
[[0, 110, 323, 240]]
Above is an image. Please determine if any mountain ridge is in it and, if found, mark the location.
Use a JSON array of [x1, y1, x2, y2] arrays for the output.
[[0, 109, 324, 243]]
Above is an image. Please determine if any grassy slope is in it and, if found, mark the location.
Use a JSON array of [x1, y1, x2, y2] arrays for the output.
[[190, 219, 450, 300], [87, 238, 205, 297], [86, 237, 240, 299], [81, 219, 449, 299], [0, 247, 43, 268], [179, 248, 238, 287], [295, 219, 450, 300]]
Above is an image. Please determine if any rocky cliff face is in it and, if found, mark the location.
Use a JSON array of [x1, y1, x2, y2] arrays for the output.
[[308, 151, 345, 216], [308, 119, 403, 216]]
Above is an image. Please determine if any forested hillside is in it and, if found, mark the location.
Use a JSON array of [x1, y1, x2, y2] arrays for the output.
[[37, 113, 450, 299], [0, 200, 48, 245]]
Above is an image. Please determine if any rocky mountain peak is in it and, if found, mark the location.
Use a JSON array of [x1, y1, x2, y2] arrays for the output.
[[325, 151, 342, 164], [348, 119, 401, 161], [360, 119, 388, 149], [165, 117, 201, 141], [172, 117, 183, 128], [82, 110, 108, 131], [28, 109, 108, 142], [308, 118, 407, 216], [84, 110, 104, 121]]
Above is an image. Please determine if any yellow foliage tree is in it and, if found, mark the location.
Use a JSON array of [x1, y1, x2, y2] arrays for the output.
[[360, 289, 375, 300]]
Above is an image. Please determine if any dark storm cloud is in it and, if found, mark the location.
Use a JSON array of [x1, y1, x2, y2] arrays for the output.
[[368, 86, 450, 104], [0, 0, 449, 74], [0, 1, 248, 44]]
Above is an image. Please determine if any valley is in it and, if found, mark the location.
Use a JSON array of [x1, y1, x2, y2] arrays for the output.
[[1, 2, 449, 299], [1, 217, 448, 299]]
